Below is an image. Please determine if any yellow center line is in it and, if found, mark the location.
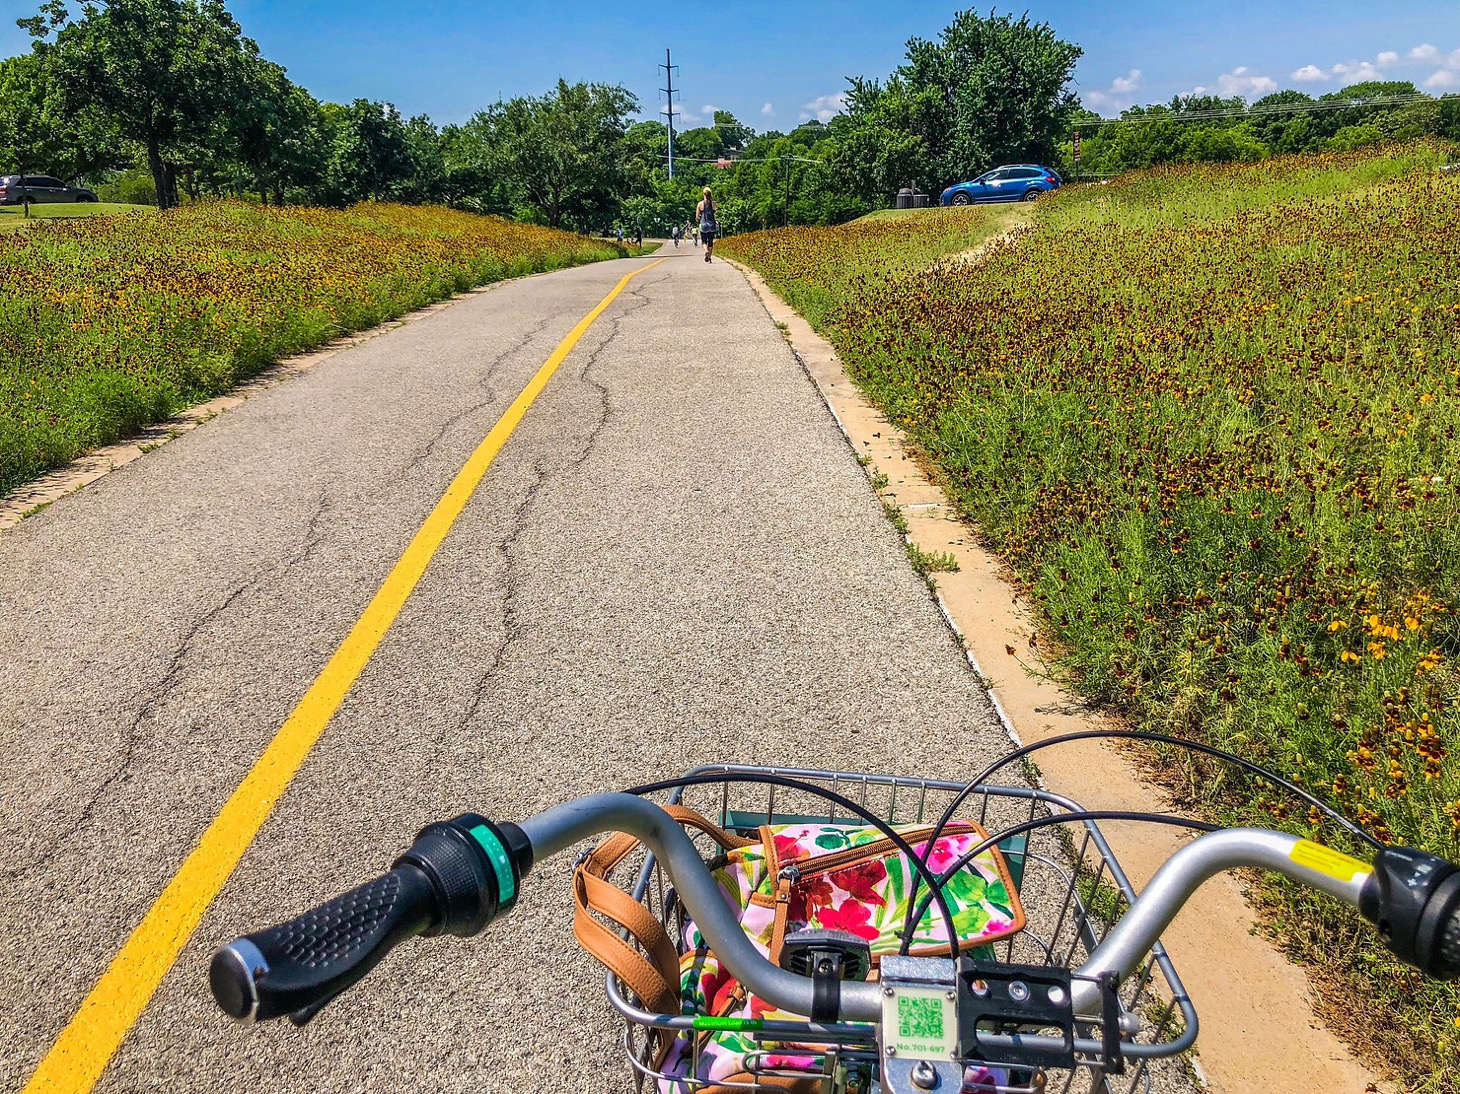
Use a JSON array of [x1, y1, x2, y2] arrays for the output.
[[22, 257, 667, 1094]]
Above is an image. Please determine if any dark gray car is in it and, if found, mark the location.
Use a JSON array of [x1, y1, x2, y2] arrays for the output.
[[0, 174, 99, 204]]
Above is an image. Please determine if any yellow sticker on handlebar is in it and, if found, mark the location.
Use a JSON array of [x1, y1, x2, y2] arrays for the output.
[[1290, 840, 1371, 884]]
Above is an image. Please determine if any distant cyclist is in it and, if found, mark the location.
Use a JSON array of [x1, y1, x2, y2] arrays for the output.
[[696, 187, 718, 263]]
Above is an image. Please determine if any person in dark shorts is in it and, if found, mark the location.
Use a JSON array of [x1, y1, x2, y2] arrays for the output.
[[696, 187, 718, 262]]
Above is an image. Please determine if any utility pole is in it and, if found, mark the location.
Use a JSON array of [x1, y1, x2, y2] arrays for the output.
[[659, 49, 680, 179]]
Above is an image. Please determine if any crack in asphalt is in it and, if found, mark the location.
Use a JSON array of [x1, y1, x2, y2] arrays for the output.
[[439, 284, 655, 754], [0, 491, 334, 884], [413, 315, 554, 467]]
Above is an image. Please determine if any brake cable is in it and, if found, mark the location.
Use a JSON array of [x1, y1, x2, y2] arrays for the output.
[[900, 728, 1383, 953]]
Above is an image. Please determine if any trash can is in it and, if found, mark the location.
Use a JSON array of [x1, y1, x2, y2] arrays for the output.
[[913, 189, 930, 208], [895, 187, 913, 210]]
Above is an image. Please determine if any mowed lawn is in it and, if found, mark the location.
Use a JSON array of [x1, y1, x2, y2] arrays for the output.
[[0, 201, 626, 497], [721, 141, 1460, 1090], [0, 202, 149, 230]]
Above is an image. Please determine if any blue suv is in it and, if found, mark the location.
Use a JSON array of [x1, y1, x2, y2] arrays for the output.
[[940, 165, 1062, 205]]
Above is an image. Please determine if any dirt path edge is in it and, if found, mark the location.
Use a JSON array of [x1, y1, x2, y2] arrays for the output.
[[728, 257, 1392, 1094]]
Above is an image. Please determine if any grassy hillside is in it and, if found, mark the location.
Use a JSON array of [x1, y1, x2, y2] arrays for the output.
[[0, 201, 626, 497], [720, 142, 1460, 1091]]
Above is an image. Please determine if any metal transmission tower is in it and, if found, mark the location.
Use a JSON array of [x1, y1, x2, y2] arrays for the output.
[[659, 49, 680, 179]]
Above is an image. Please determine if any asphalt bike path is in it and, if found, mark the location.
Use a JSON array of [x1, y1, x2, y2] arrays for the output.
[[1, 249, 1012, 1093]]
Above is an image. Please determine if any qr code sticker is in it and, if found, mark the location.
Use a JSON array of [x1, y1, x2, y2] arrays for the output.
[[897, 995, 945, 1041]]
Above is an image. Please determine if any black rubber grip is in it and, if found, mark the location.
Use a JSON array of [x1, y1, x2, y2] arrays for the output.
[[210, 863, 439, 1023], [1359, 846, 1460, 980], [211, 813, 532, 1023]]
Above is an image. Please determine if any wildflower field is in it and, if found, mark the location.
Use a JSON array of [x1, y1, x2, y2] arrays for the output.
[[0, 202, 625, 497], [721, 143, 1460, 1089]]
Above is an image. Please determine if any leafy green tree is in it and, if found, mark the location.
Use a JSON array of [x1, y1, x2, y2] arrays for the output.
[[23, 0, 262, 208], [399, 114, 445, 204], [1166, 93, 1246, 117], [459, 80, 637, 229], [846, 9, 1082, 190], [231, 59, 323, 203], [826, 118, 926, 203], [0, 49, 118, 182], [1321, 80, 1420, 102], [317, 99, 416, 205], [1252, 89, 1315, 111], [712, 110, 752, 154], [438, 122, 515, 214]]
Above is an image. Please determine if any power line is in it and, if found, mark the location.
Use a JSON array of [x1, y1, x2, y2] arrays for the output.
[[1082, 91, 1442, 129]]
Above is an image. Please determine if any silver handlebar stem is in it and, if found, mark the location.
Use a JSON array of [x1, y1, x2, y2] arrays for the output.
[[1068, 827, 1373, 1014], [518, 792, 885, 1022]]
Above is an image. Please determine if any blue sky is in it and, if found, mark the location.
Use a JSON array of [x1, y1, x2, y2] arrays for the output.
[[2, 1, 1457, 125]]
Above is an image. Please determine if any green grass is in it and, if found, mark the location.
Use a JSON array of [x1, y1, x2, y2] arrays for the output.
[[0, 202, 149, 230], [0, 201, 626, 498], [720, 205, 1024, 331], [720, 141, 1460, 1092]]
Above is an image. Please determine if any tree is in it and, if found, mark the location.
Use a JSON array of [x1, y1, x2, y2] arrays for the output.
[[24, 0, 262, 208], [460, 80, 637, 229], [853, 8, 1083, 189], [318, 99, 416, 206], [826, 118, 926, 202], [399, 114, 445, 204], [1320, 80, 1419, 102], [230, 59, 323, 204], [712, 110, 752, 154], [0, 49, 118, 182]]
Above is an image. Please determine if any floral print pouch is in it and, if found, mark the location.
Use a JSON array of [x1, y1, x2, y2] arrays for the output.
[[657, 819, 1025, 1093]]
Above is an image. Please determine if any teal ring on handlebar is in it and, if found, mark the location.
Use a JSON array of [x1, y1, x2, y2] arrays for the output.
[[469, 823, 517, 904]]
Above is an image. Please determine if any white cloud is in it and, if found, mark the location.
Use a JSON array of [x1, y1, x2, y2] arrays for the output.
[[1293, 47, 1448, 88], [1215, 66, 1279, 96], [761, 102, 774, 117], [1083, 69, 1141, 112], [799, 93, 846, 122], [702, 104, 720, 117], [1338, 60, 1382, 84], [1425, 69, 1459, 89]]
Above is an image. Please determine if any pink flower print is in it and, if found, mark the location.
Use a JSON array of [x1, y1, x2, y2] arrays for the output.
[[763, 1053, 820, 1072], [829, 859, 888, 906], [913, 833, 975, 874], [774, 832, 809, 864], [814, 899, 880, 941]]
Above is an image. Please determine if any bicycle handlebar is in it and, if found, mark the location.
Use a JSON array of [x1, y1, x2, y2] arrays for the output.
[[210, 795, 1460, 1028], [210, 815, 531, 1024]]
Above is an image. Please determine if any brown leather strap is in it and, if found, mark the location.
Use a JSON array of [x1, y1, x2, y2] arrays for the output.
[[586, 804, 754, 876], [573, 804, 754, 1019]]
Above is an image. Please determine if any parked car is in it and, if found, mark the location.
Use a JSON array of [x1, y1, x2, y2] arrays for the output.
[[940, 165, 1062, 205], [0, 175, 99, 205]]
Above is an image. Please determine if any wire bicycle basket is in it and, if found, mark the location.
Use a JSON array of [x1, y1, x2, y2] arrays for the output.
[[595, 765, 1196, 1094]]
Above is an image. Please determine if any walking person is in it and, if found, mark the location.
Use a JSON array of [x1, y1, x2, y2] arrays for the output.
[[696, 187, 718, 263]]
